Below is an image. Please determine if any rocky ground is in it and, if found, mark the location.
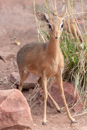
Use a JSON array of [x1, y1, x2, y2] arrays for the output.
[[0, 0, 87, 130]]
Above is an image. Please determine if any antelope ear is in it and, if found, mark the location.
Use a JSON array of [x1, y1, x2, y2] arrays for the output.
[[59, 2, 67, 19], [36, 12, 49, 23]]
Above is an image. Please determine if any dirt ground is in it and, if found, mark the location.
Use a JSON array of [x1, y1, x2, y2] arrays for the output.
[[0, 0, 87, 130]]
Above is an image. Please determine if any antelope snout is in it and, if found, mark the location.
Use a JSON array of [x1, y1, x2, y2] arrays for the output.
[[55, 37, 58, 39], [54, 30, 61, 39]]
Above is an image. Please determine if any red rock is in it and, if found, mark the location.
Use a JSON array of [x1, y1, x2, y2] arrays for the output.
[[40, 81, 83, 111], [47, 81, 76, 108], [73, 101, 83, 112], [0, 51, 15, 61], [5, 54, 15, 60], [63, 82, 83, 112], [0, 55, 5, 62], [0, 89, 33, 130], [0, 60, 5, 70], [9, 72, 20, 85], [10, 72, 39, 89], [63, 82, 79, 100]]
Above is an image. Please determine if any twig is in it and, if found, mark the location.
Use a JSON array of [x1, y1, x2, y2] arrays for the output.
[[11, 80, 19, 89], [73, 111, 87, 117]]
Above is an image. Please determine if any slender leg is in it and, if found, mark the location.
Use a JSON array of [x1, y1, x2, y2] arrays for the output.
[[47, 92, 61, 113], [18, 80, 23, 91], [38, 77, 61, 113], [41, 72, 48, 125], [18, 69, 29, 91], [56, 74, 76, 123]]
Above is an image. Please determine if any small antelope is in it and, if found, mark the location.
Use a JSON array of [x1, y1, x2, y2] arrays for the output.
[[17, 2, 76, 125]]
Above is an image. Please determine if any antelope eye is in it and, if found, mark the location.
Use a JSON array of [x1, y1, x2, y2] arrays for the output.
[[61, 23, 63, 28], [60, 22, 64, 30], [48, 23, 53, 31]]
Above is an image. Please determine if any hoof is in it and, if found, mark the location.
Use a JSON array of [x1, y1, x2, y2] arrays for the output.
[[71, 119, 77, 123], [16, 85, 23, 91], [42, 122, 46, 125], [57, 110, 61, 113]]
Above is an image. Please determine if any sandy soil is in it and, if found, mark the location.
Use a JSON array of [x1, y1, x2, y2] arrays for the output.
[[0, 0, 87, 130]]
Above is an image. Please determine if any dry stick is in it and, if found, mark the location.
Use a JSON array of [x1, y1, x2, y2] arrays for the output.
[[64, 109, 87, 118], [33, 0, 46, 42], [65, 12, 87, 18], [11, 79, 19, 89], [50, 0, 56, 11], [27, 84, 40, 107], [81, 1, 86, 35], [73, 111, 87, 117]]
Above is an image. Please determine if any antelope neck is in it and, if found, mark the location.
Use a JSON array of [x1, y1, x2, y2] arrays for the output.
[[46, 35, 60, 57]]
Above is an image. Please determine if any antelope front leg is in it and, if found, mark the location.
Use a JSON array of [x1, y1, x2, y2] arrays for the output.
[[56, 74, 76, 123], [38, 77, 61, 113], [42, 72, 48, 125]]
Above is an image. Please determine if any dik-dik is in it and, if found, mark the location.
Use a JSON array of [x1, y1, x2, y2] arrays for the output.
[[17, 2, 76, 125]]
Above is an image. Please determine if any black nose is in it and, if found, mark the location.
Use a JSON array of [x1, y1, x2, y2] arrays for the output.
[[55, 37, 58, 39]]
